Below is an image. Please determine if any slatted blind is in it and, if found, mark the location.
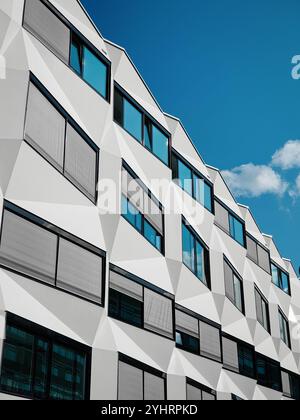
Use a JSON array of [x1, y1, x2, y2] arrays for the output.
[[25, 82, 65, 171], [144, 194, 163, 235], [246, 236, 258, 264], [0, 210, 57, 285], [257, 245, 271, 274], [144, 289, 173, 338], [199, 322, 221, 362], [202, 391, 215, 401], [109, 270, 143, 301], [118, 362, 143, 400], [281, 371, 291, 397], [176, 310, 199, 338], [214, 201, 229, 233], [64, 124, 97, 200], [255, 289, 264, 326], [222, 337, 239, 372], [56, 238, 103, 303], [224, 260, 235, 303], [23, 0, 70, 63], [144, 372, 165, 400], [186, 384, 201, 401]]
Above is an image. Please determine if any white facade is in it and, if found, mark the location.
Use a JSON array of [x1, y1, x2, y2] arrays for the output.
[[0, 0, 299, 401]]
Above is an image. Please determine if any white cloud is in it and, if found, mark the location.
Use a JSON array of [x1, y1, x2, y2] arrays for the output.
[[289, 174, 300, 198], [222, 163, 289, 198], [272, 140, 300, 169]]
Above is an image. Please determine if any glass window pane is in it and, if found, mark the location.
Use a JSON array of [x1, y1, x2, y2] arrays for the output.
[[122, 195, 142, 232], [152, 125, 169, 165], [182, 224, 195, 273], [124, 99, 142, 142], [144, 118, 152, 150], [0, 326, 34, 397], [176, 331, 199, 354], [193, 174, 204, 204], [109, 289, 143, 328], [204, 183, 213, 212], [196, 241, 206, 285], [70, 38, 81, 74], [271, 265, 280, 287], [50, 344, 76, 400], [83, 47, 107, 98], [144, 220, 162, 252], [233, 276, 243, 312], [281, 272, 290, 294], [230, 216, 245, 246], [74, 354, 86, 400], [262, 300, 269, 332], [178, 160, 192, 196], [33, 338, 49, 399]]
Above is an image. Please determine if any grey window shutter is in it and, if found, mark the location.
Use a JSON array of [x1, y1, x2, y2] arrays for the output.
[[199, 322, 221, 362], [257, 245, 271, 274], [0, 210, 57, 285], [186, 384, 201, 400], [144, 289, 173, 338], [246, 236, 258, 264], [25, 83, 65, 171], [118, 362, 143, 400], [202, 391, 215, 401], [110, 270, 143, 301], [23, 0, 70, 63], [144, 372, 165, 400], [56, 238, 103, 303], [214, 201, 229, 233], [144, 194, 163, 235], [222, 337, 239, 372], [175, 310, 199, 338], [121, 167, 145, 213], [233, 275, 243, 312], [255, 290, 263, 326], [224, 261, 234, 303], [281, 372, 291, 397], [64, 124, 97, 200]]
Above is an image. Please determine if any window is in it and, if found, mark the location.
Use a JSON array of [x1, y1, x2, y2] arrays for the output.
[[256, 354, 282, 392], [23, 0, 110, 101], [281, 371, 292, 399], [175, 308, 222, 362], [172, 152, 213, 212], [186, 379, 216, 401], [271, 263, 290, 295], [25, 78, 99, 202], [278, 309, 291, 348], [0, 314, 90, 400], [223, 258, 244, 313], [109, 266, 174, 339], [114, 86, 170, 165], [254, 286, 270, 333], [214, 200, 245, 247], [246, 235, 271, 274], [232, 395, 244, 401], [0, 202, 105, 305], [121, 164, 164, 253], [182, 220, 210, 288], [118, 355, 166, 400], [222, 336, 255, 378]]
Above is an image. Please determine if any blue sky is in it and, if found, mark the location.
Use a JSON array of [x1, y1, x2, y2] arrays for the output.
[[82, 0, 300, 270]]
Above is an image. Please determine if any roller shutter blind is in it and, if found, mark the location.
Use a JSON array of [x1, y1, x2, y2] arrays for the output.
[[246, 236, 258, 264], [144, 372, 165, 400], [224, 261, 235, 303], [281, 372, 292, 397], [202, 391, 215, 401], [176, 310, 199, 338], [23, 0, 70, 63], [109, 270, 143, 301], [25, 83, 65, 171], [257, 245, 271, 274], [64, 124, 97, 200], [214, 201, 229, 233], [56, 238, 103, 304], [222, 337, 239, 372], [118, 362, 143, 400], [255, 289, 264, 326], [144, 289, 173, 338], [186, 384, 201, 400], [199, 322, 221, 362], [0, 210, 57, 285], [121, 167, 144, 213]]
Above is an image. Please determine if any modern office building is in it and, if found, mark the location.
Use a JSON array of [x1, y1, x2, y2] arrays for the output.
[[0, 0, 299, 401]]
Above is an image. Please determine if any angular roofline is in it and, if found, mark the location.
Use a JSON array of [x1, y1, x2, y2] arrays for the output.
[[76, 0, 104, 39]]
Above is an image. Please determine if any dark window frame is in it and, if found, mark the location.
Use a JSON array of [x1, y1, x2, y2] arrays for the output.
[[182, 217, 211, 289], [175, 304, 222, 363], [214, 198, 246, 248], [256, 352, 282, 392], [271, 261, 291, 296], [186, 378, 216, 400], [118, 353, 167, 401], [171, 149, 214, 213], [278, 308, 291, 349], [114, 84, 172, 167], [246, 233, 271, 275], [254, 285, 271, 334], [223, 256, 245, 315], [121, 161, 165, 255], [22, 0, 111, 102], [0, 201, 106, 307], [25, 73, 100, 204], [0, 312, 92, 400], [108, 265, 175, 341]]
